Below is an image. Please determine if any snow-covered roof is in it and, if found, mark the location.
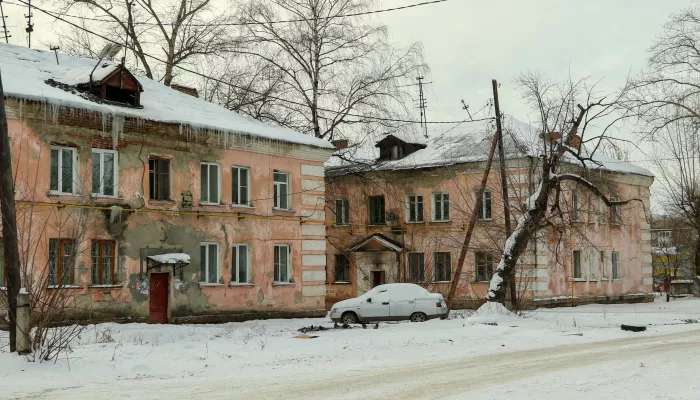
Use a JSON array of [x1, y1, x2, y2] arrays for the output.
[[652, 247, 678, 256], [0, 44, 333, 150], [147, 253, 191, 265], [326, 117, 653, 177]]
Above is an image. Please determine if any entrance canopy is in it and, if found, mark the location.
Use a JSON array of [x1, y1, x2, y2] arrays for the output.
[[347, 233, 402, 253], [144, 252, 190, 279]]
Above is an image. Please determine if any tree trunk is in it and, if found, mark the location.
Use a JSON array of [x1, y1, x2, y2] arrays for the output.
[[695, 236, 700, 277], [0, 72, 21, 352]]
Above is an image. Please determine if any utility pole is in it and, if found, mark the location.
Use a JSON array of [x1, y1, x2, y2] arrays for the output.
[[417, 76, 428, 138], [0, 0, 10, 44], [0, 71, 22, 352], [25, 0, 32, 48], [446, 126, 500, 307], [492, 79, 517, 309]]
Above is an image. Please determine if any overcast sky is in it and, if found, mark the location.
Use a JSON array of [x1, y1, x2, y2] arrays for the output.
[[1, 0, 692, 210]]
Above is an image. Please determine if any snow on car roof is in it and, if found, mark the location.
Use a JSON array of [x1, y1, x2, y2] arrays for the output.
[[0, 43, 334, 150]]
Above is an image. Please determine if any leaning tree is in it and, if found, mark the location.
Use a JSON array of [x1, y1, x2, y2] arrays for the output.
[[485, 73, 644, 303]]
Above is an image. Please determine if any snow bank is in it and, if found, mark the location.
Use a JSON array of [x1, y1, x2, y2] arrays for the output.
[[466, 302, 518, 325]]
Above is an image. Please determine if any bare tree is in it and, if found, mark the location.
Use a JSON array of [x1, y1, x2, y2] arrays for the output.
[[485, 73, 643, 303], [236, 0, 425, 139], [623, 5, 700, 276], [55, 0, 232, 85]]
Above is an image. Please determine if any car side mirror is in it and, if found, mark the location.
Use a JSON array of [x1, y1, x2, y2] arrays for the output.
[[366, 298, 372, 303]]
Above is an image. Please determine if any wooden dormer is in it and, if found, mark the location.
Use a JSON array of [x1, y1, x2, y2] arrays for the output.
[[87, 65, 143, 108]]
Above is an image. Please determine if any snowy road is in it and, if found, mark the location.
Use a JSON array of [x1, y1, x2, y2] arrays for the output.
[[18, 328, 700, 400]]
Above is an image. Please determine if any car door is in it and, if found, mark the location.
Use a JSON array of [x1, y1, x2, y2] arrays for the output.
[[389, 290, 416, 320], [359, 289, 391, 321]]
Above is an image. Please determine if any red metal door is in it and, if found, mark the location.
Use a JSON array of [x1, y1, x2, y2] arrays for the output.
[[149, 273, 169, 323]]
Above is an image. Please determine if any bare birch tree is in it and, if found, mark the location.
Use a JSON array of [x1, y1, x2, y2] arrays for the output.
[[235, 0, 425, 139], [54, 0, 232, 85]]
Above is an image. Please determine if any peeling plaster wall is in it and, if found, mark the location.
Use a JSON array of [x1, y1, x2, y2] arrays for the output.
[[325, 158, 654, 308], [3, 100, 332, 322]]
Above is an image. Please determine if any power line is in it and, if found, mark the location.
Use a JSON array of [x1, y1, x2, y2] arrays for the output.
[[6, 0, 449, 27], [14, 0, 490, 126]]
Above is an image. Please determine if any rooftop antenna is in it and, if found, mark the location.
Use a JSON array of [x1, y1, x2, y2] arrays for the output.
[[24, 0, 32, 48], [0, 0, 10, 43], [89, 43, 122, 92], [49, 45, 60, 65], [416, 76, 428, 138]]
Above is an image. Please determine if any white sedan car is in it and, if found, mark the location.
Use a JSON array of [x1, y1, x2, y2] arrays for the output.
[[329, 283, 449, 324]]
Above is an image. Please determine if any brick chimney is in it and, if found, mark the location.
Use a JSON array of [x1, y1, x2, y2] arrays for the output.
[[568, 135, 581, 149], [332, 139, 349, 150], [170, 84, 199, 98]]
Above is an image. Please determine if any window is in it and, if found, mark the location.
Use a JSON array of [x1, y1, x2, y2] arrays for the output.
[[231, 244, 250, 284], [572, 191, 581, 221], [148, 158, 170, 200], [91, 240, 116, 285], [200, 163, 221, 204], [0, 241, 5, 287], [573, 250, 583, 279], [598, 198, 605, 224], [474, 189, 492, 220], [48, 239, 75, 286], [273, 172, 291, 209], [335, 254, 350, 282], [433, 193, 450, 221], [407, 194, 424, 223], [434, 252, 452, 282], [274, 244, 291, 283], [610, 197, 622, 224], [600, 251, 608, 279], [475, 251, 494, 282], [231, 166, 250, 206], [612, 251, 621, 280], [91, 149, 118, 197], [369, 196, 385, 225], [407, 253, 425, 282], [50, 147, 76, 194], [588, 250, 596, 280], [335, 199, 350, 225], [199, 243, 219, 284]]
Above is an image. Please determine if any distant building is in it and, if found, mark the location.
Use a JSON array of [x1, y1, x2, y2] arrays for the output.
[[324, 123, 655, 308], [0, 43, 334, 323]]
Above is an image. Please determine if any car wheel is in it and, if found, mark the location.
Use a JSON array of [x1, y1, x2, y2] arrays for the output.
[[410, 312, 427, 323], [341, 312, 358, 324]]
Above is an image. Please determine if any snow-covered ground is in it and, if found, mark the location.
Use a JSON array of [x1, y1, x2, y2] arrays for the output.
[[1, 296, 699, 399]]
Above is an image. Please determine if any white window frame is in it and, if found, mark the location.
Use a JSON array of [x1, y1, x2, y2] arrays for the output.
[[274, 244, 292, 283], [406, 194, 424, 223], [91, 149, 119, 197], [473, 189, 492, 220], [600, 250, 608, 280], [200, 162, 221, 205], [230, 244, 251, 285], [611, 251, 621, 280], [49, 146, 78, 195], [273, 171, 291, 210], [433, 192, 450, 222], [231, 166, 251, 207], [572, 190, 581, 221], [588, 250, 597, 281], [573, 250, 583, 279], [199, 242, 220, 284], [335, 198, 350, 225]]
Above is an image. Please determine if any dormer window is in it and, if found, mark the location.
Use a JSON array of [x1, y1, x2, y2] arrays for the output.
[[376, 134, 426, 161], [88, 65, 143, 108]]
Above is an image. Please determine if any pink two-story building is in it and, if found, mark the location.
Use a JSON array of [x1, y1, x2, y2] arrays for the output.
[[0, 44, 334, 323], [324, 124, 655, 309]]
